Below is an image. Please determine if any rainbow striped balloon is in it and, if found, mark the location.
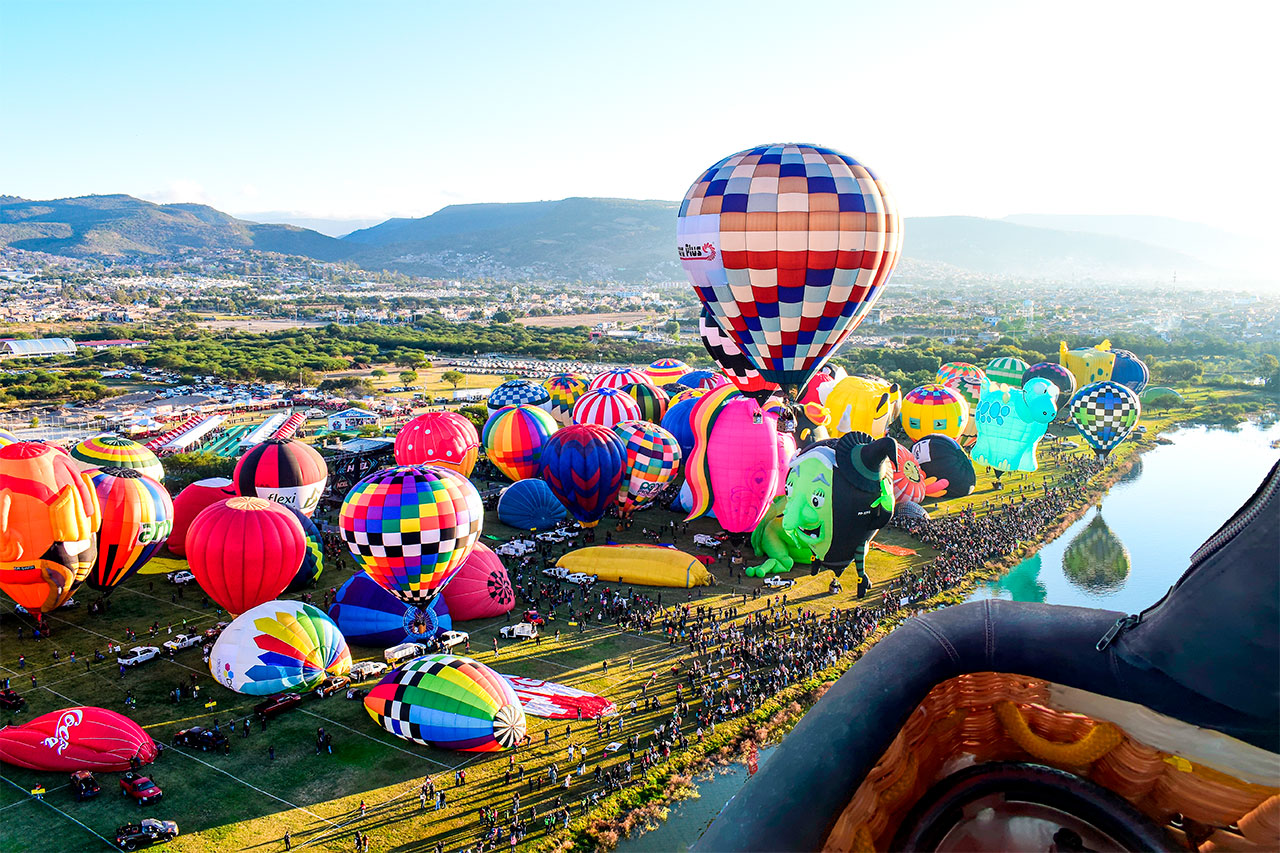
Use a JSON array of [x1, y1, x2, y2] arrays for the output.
[[482, 405, 558, 481], [643, 358, 689, 386], [210, 600, 351, 696], [87, 467, 173, 592], [623, 381, 670, 423], [72, 435, 164, 482], [613, 420, 682, 514]]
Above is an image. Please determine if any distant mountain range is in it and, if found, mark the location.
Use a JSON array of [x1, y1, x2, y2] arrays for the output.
[[0, 193, 1268, 285]]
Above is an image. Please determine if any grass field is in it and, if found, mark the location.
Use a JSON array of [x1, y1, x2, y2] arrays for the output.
[[0, 384, 1267, 852]]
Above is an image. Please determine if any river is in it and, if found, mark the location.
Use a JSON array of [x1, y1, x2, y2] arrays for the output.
[[617, 420, 1280, 852]]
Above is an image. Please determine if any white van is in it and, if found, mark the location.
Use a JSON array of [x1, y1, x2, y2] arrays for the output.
[[384, 641, 428, 666]]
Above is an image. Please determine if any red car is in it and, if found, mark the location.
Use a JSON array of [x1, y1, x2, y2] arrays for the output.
[[522, 609, 545, 626], [120, 771, 163, 806], [253, 692, 303, 720]]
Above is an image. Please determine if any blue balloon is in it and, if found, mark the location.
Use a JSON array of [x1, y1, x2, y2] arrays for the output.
[[497, 479, 567, 531], [328, 572, 453, 647], [1109, 349, 1150, 394], [283, 504, 323, 593], [660, 398, 700, 460], [678, 370, 719, 389]]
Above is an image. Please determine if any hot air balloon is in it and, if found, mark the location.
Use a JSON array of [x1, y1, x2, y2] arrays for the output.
[[282, 504, 323, 592], [339, 466, 483, 605], [440, 543, 515, 621], [669, 387, 707, 407], [660, 397, 700, 460], [70, 435, 164, 482], [166, 477, 235, 559], [588, 368, 651, 392], [643, 358, 689, 386], [486, 379, 552, 416], [364, 654, 526, 751], [1060, 340, 1117, 389], [891, 441, 928, 504], [496, 479, 566, 531], [394, 411, 480, 476], [677, 370, 726, 391], [1022, 362, 1076, 401], [935, 362, 983, 387], [186, 496, 305, 614], [539, 424, 625, 528], [937, 367, 986, 448], [0, 443, 101, 615], [1068, 381, 1141, 458], [613, 421, 682, 515], [233, 438, 328, 517], [699, 307, 780, 400], [793, 372, 835, 445], [900, 384, 969, 443], [0, 707, 157, 772], [623, 381, 670, 423], [210, 600, 352, 695], [1110, 349, 1150, 394], [329, 572, 453, 647], [571, 388, 642, 429], [0, 429, 18, 446], [482, 405, 558, 482], [86, 468, 173, 592], [824, 375, 899, 438], [543, 374, 589, 427], [678, 143, 902, 392], [911, 434, 976, 500], [684, 386, 780, 534], [971, 379, 1060, 477], [985, 357, 1030, 392]]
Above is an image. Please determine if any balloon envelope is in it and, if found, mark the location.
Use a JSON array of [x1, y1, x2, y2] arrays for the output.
[[589, 368, 650, 392], [339, 465, 484, 605], [685, 388, 779, 533], [891, 441, 928, 504], [699, 307, 779, 400], [187, 496, 305, 614], [972, 380, 1059, 474], [900, 384, 969, 443], [543, 374, 589, 426], [572, 388, 642, 429], [441, 543, 515, 621], [486, 380, 551, 416], [660, 398, 700, 460], [623, 381, 669, 423], [482, 405, 558, 482], [986, 357, 1030, 392], [677, 370, 725, 391], [394, 412, 480, 476], [329, 572, 453, 647], [1022, 362, 1076, 401], [1068, 381, 1141, 457], [911, 434, 976, 500], [643, 359, 689, 386], [233, 438, 328, 517], [496, 479, 566, 531], [210, 600, 352, 695], [0, 707, 157, 772], [613, 420, 682, 514], [282, 504, 323, 592], [167, 477, 235, 558], [71, 435, 164, 482], [364, 654, 527, 751], [539, 425, 625, 528], [87, 467, 173, 592]]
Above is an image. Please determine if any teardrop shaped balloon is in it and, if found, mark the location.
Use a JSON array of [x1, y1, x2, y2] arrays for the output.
[[86, 467, 173, 593], [622, 381, 669, 423], [482, 405, 558, 481], [612, 420, 682, 515], [1023, 362, 1076, 401], [678, 143, 902, 391], [1067, 381, 1141, 458], [900, 384, 969, 444], [210, 600, 351, 695], [539, 425, 625, 528], [394, 411, 480, 476], [643, 359, 689, 386], [985, 357, 1029, 392], [233, 438, 328, 517], [186, 496, 305, 614], [543, 374, 589, 427], [588, 368, 651, 392], [71, 435, 164, 482]]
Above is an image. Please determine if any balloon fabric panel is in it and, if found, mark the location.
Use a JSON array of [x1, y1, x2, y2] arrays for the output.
[[88, 468, 173, 591], [71, 435, 164, 482]]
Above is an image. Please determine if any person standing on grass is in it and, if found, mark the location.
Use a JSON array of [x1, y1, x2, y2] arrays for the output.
[[283, 829, 291, 850]]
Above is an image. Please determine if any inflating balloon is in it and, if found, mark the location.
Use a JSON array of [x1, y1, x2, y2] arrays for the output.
[[0, 707, 157, 772], [750, 434, 897, 591], [486, 379, 552, 416], [911, 434, 976, 500], [0, 429, 18, 446], [891, 441, 928, 504], [589, 368, 651, 392], [482, 405, 558, 482], [699, 307, 779, 400], [187, 496, 305, 614], [0, 443, 101, 614], [1068, 381, 1141, 458], [660, 397, 700, 460], [985, 357, 1030, 392], [71, 435, 164, 482], [643, 359, 689, 386], [233, 438, 328, 517], [793, 372, 835, 444], [539, 425, 625, 528], [1109, 349, 1150, 394], [282, 504, 323, 592], [166, 477, 235, 558], [824, 375, 900, 438], [86, 468, 173, 592], [936, 362, 984, 388], [668, 387, 707, 407], [210, 600, 351, 695], [677, 370, 725, 391], [496, 479, 566, 531], [364, 654, 526, 752], [543, 374, 589, 427], [684, 386, 780, 534], [613, 421, 682, 515], [329, 572, 453, 647], [1060, 340, 1116, 389], [571, 388, 642, 429], [971, 378, 1060, 476], [623, 381, 669, 423], [441, 543, 515, 621], [394, 411, 480, 476], [678, 143, 902, 391], [900, 384, 969, 443], [1022, 361, 1076, 401], [339, 466, 483, 605]]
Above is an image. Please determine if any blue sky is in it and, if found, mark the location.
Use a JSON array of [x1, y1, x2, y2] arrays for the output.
[[1, 0, 1273, 234]]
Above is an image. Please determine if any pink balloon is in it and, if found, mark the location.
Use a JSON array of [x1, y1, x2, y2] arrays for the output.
[[773, 427, 797, 499], [441, 543, 515, 621], [703, 397, 780, 533]]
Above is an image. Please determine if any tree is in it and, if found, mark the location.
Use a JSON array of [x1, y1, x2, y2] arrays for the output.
[[492, 310, 513, 324], [399, 370, 418, 386], [371, 368, 387, 378], [441, 370, 465, 390]]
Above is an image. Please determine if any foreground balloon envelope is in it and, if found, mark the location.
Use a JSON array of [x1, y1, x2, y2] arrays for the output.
[[496, 478, 566, 531], [0, 442, 101, 614], [685, 387, 779, 534], [211, 600, 352, 695], [911, 434, 976, 500], [365, 654, 527, 751], [890, 441, 928, 504], [678, 143, 902, 390], [441, 543, 515, 621], [166, 477, 235, 558], [482, 405, 558, 481], [394, 411, 480, 476], [339, 465, 484, 604], [186, 496, 305, 614], [329, 572, 453, 647], [539, 425, 625, 528], [1068, 381, 1141, 457], [234, 438, 328, 517], [87, 467, 173, 592], [824, 375, 900, 438], [0, 706, 156, 771], [71, 435, 164, 482]]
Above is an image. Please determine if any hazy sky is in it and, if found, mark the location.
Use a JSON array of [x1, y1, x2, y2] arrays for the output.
[[2, 0, 1274, 234]]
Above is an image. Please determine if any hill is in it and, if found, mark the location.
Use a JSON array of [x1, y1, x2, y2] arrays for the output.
[[0, 194, 352, 261]]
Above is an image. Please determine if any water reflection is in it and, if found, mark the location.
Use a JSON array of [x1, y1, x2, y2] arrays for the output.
[[1062, 513, 1130, 595], [1118, 457, 1143, 483], [991, 553, 1047, 603]]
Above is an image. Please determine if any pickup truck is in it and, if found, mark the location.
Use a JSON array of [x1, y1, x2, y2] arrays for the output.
[[117, 646, 160, 667], [384, 641, 428, 666], [162, 634, 202, 653], [499, 623, 538, 641]]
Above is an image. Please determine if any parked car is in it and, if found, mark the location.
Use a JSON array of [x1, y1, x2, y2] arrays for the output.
[[120, 772, 163, 806], [542, 566, 570, 580], [763, 576, 795, 589], [436, 630, 469, 652], [384, 641, 428, 666], [253, 692, 303, 720], [166, 571, 195, 585], [565, 572, 595, 586], [70, 770, 101, 801], [314, 675, 351, 698], [115, 818, 179, 850], [0, 688, 26, 711], [349, 661, 388, 681], [522, 609, 545, 626], [117, 646, 160, 667], [201, 622, 229, 641], [161, 634, 201, 653], [499, 623, 538, 640], [172, 726, 229, 753]]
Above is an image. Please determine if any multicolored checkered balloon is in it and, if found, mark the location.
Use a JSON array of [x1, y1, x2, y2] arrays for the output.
[[543, 373, 588, 426], [678, 143, 902, 390], [1067, 381, 1141, 458], [613, 420, 682, 514], [339, 466, 483, 605], [699, 306, 779, 401]]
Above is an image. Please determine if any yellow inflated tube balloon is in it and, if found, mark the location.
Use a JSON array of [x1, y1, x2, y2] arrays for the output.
[[556, 544, 713, 588]]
